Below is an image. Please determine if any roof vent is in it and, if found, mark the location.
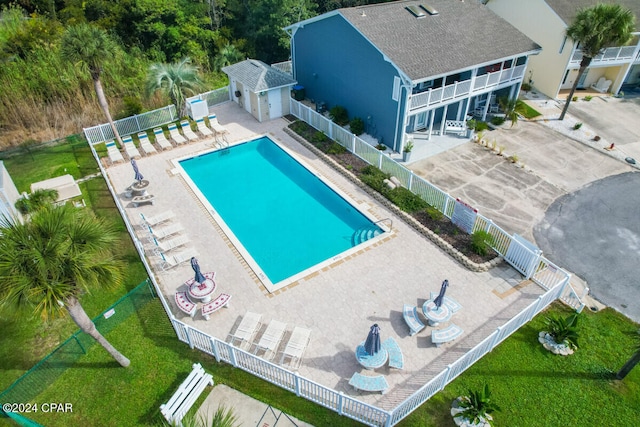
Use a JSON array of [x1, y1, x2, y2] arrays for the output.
[[420, 4, 439, 15], [406, 5, 426, 18]]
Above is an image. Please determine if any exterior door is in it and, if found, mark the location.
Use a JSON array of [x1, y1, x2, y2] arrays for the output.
[[577, 69, 588, 89], [414, 112, 427, 131], [268, 89, 282, 119]]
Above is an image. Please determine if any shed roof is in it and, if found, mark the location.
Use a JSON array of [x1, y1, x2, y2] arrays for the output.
[[334, 0, 540, 81], [222, 59, 297, 93]]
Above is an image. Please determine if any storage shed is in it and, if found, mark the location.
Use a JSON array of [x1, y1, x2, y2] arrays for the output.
[[222, 59, 297, 122]]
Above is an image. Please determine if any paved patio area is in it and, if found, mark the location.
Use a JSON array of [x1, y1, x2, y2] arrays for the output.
[[105, 101, 547, 410]]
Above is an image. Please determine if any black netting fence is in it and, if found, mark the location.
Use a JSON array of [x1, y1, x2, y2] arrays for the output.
[[0, 279, 156, 423]]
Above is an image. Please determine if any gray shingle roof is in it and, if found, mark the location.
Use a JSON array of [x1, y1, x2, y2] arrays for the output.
[[339, 0, 541, 81], [545, 0, 640, 31], [222, 59, 297, 92]]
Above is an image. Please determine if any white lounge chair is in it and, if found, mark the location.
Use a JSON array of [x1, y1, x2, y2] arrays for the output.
[[138, 131, 157, 155], [180, 120, 199, 141], [149, 223, 184, 240], [105, 140, 124, 164], [208, 114, 228, 135], [229, 311, 262, 349], [159, 248, 199, 271], [168, 123, 187, 145], [253, 320, 287, 360], [153, 127, 173, 150], [122, 135, 141, 159], [195, 117, 213, 137], [279, 326, 311, 369], [140, 210, 175, 228], [153, 234, 190, 254]]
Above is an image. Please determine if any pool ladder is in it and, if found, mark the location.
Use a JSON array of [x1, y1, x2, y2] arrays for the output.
[[375, 218, 393, 231], [215, 132, 229, 150]]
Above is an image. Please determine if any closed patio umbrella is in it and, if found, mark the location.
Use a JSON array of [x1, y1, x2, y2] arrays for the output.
[[191, 257, 206, 284], [131, 159, 143, 183], [364, 324, 381, 356], [434, 279, 449, 308]]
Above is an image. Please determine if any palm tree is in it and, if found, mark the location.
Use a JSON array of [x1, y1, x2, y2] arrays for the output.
[[146, 58, 204, 118], [616, 329, 640, 380], [0, 204, 129, 367], [498, 97, 528, 127], [160, 404, 240, 427], [212, 44, 245, 71], [14, 188, 59, 215], [60, 24, 124, 146], [559, 4, 635, 120]]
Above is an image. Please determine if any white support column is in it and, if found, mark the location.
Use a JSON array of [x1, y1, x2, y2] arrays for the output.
[[427, 109, 435, 141], [439, 105, 448, 135], [455, 99, 463, 121]]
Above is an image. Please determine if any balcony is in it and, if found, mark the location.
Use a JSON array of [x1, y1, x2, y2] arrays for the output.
[[569, 45, 638, 66], [410, 64, 525, 111]]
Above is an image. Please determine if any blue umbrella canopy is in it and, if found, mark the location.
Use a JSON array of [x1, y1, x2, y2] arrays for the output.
[[434, 279, 449, 308], [364, 324, 381, 356], [191, 257, 206, 284], [131, 159, 143, 183]]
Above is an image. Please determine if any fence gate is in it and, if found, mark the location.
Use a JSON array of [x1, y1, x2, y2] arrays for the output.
[[504, 234, 542, 279]]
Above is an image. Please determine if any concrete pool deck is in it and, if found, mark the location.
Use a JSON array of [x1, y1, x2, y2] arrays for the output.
[[105, 101, 548, 410]]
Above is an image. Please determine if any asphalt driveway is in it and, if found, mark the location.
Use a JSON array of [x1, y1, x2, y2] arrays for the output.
[[410, 95, 640, 321]]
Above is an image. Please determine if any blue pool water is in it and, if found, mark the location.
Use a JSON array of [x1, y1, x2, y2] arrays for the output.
[[179, 136, 382, 285]]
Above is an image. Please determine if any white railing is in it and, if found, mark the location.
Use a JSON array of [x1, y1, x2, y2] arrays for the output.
[[570, 45, 639, 65], [410, 65, 526, 111], [289, 98, 582, 297], [83, 105, 178, 145], [387, 277, 568, 425], [84, 87, 231, 145], [85, 97, 584, 427], [185, 86, 231, 108], [271, 60, 293, 75]]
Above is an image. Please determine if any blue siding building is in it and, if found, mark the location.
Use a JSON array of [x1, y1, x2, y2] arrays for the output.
[[286, 0, 541, 153]]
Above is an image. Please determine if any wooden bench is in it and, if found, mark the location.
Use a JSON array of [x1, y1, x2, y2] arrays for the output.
[[444, 120, 467, 136], [160, 363, 214, 425], [403, 304, 425, 336], [201, 293, 231, 320], [431, 324, 463, 347], [382, 337, 404, 369], [348, 372, 389, 394]]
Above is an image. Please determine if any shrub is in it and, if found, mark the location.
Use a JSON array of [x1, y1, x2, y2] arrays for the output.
[[584, 95, 592, 101], [329, 105, 349, 125], [490, 116, 505, 126], [470, 230, 494, 256], [521, 82, 532, 92], [311, 131, 329, 144], [360, 165, 388, 190], [349, 117, 365, 135], [466, 119, 477, 130], [290, 121, 308, 134], [573, 122, 583, 130], [326, 142, 346, 155], [456, 384, 501, 426], [475, 121, 489, 132], [544, 313, 579, 349], [426, 205, 443, 221], [375, 143, 387, 151], [117, 96, 143, 119], [572, 96, 578, 102], [387, 187, 428, 213]]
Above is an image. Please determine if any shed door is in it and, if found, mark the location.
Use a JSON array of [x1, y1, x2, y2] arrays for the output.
[[268, 89, 282, 119]]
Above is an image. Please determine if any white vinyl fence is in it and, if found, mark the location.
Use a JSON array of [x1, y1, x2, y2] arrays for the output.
[[289, 98, 585, 311], [186, 87, 231, 108], [83, 94, 584, 427], [83, 105, 178, 145]]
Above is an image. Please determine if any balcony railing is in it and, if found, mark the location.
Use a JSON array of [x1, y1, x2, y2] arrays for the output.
[[410, 64, 525, 111], [570, 45, 638, 65]]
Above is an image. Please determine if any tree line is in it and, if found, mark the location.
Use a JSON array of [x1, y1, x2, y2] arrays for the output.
[[0, 0, 393, 146]]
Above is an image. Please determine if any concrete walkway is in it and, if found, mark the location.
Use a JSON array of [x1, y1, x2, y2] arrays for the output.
[[197, 385, 313, 427]]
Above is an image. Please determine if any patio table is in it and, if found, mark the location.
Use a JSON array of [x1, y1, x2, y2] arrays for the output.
[[355, 343, 388, 370], [187, 272, 216, 303], [422, 299, 451, 326]]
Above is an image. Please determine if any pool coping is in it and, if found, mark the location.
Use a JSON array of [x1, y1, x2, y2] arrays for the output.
[[169, 133, 393, 293]]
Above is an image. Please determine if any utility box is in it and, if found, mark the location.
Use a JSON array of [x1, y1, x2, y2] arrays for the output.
[[188, 99, 208, 120], [291, 85, 305, 101]]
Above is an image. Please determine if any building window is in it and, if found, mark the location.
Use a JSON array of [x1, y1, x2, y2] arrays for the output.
[[559, 37, 567, 54], [562, 70, 570, 84], [392, 76, 400, 101]]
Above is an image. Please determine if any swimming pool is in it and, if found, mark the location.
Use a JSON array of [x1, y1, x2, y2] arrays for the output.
[[177, 136, 384, 289]]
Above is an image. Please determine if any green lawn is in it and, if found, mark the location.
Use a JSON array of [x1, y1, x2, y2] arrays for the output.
[[2, 139, 639, 427], [519, 102, 542, 119]]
